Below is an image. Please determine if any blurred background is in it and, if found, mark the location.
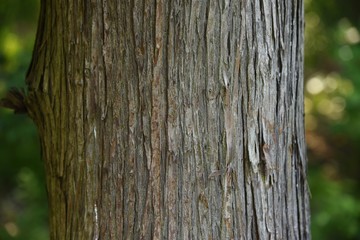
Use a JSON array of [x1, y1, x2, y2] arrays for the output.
[[0, 0, 359, 239]]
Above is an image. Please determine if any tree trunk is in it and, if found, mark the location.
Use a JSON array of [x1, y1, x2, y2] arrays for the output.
[[10, 0, 310, 239]]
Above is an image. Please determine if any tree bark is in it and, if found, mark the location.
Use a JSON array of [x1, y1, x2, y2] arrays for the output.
[[8, 0, 310, 239]]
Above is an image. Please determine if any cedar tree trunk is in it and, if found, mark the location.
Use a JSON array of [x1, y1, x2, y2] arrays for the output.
[[2, 0, 310, 239]]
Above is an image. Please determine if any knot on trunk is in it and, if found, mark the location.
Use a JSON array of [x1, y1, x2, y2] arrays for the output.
[[0, 88, 27, 114]]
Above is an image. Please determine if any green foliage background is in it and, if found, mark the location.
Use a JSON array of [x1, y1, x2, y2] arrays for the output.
[[0, 1, 49, 239], [0, 0, 359, 239]]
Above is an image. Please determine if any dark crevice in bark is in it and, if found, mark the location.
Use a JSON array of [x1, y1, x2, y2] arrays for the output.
[[251, 183, 260, 240]]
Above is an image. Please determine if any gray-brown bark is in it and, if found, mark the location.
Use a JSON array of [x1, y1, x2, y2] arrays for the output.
[[6, 0, 310, 239]]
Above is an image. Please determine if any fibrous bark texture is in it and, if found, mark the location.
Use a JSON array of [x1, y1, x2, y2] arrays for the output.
[[24, 0, 310, 239]]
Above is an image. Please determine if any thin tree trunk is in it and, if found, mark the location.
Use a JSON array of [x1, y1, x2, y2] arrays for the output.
[[3, 0, 310, 239]]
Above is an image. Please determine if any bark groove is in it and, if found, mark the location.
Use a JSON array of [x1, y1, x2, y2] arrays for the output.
[[25, 0, 310, 239]]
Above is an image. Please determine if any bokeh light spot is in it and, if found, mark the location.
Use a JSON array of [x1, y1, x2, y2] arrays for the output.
[[345, 27, 360, 44], [2, 33, 20, 59], [338, 45, 353, 61], [4, 222, 19, 237], [306, 75, 325, 95]]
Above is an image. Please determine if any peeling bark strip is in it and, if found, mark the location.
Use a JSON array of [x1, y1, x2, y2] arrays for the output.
[[24, 0, 309, 239]]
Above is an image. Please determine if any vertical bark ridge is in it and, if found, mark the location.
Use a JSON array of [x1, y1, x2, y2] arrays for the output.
[[24, 0, 310, 239]]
